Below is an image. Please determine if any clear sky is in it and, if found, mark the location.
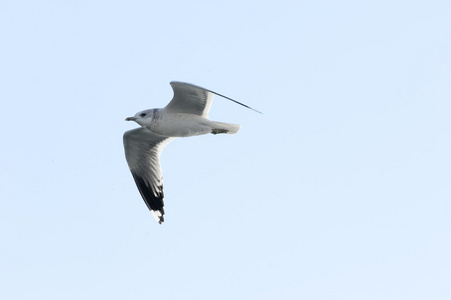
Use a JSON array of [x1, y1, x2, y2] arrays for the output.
[[1, 0, 450, 299]]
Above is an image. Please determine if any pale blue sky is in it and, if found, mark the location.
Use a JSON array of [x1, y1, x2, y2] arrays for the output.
[[1, 0, 450, 299]]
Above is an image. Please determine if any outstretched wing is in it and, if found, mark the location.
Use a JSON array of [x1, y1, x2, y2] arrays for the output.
[[165, 81, 214, 117], [123, 128, 174, 224], [165, 81, 262, 117]]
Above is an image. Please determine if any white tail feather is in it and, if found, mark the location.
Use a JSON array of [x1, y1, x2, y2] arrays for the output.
[[212, 122, 241, 134]]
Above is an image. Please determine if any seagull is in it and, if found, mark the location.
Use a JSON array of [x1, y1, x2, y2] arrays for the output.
[[123, 81, 261, 224]]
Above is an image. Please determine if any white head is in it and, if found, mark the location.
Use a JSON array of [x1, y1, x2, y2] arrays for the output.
[[125, 109, 155, 126]]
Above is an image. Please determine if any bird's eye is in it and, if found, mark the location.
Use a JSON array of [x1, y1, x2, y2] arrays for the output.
[[140, 113, 147, 117]]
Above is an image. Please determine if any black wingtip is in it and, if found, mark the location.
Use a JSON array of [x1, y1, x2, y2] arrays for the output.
[[171, 81, 263, 114], [131, 171, 166, 224], [209, 89, 263, 114]]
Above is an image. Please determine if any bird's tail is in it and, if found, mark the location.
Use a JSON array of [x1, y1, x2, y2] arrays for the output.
[[211, 121, 241, 135]]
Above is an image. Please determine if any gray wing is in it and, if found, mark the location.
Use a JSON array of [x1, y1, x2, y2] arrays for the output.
[[165, 81, 214, 117], [123, 128, 174, 224], [165, 81, 262, 115]]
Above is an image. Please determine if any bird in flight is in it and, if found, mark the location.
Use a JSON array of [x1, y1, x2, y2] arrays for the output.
[[123, 81, 261, 224]]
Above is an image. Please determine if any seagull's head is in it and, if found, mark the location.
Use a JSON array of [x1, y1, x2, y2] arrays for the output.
[[125, 109, 154, 126]]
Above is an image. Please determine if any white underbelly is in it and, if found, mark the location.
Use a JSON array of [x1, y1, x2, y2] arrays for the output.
[[147, 113, 212, 137]]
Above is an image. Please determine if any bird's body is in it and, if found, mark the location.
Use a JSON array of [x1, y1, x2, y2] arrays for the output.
[[137, 108, 240, 137], [123, 81, 260, 224]]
